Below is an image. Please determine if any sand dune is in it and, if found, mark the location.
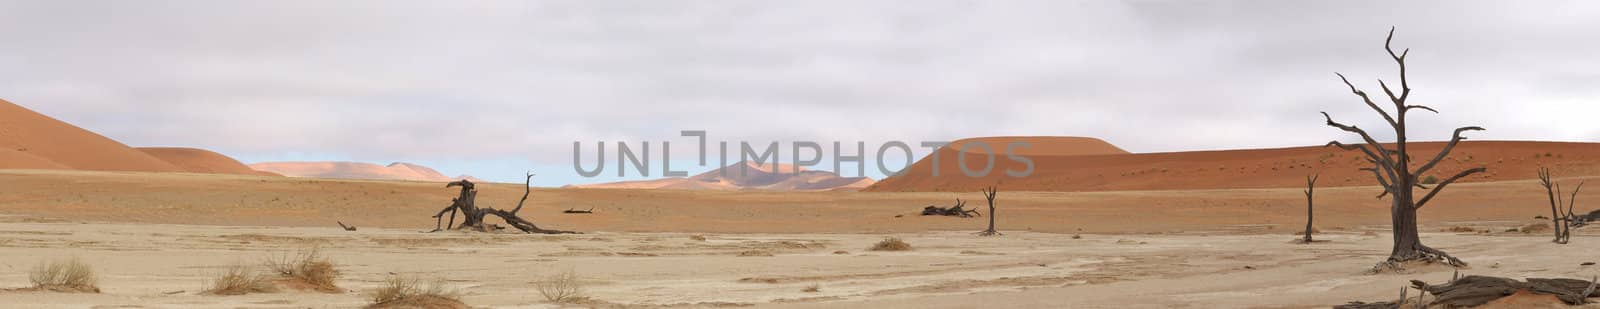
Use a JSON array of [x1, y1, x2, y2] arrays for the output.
[[137, 147, 280, 176], [0, 99, 182, 172], [869, 136, 1600, 192], [570, 161, 876, 191], [249, 161, 477, 182]]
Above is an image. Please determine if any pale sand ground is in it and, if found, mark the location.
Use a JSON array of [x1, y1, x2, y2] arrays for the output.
[[3, 170, 1600, 308], [0, 219, 1598, 308]]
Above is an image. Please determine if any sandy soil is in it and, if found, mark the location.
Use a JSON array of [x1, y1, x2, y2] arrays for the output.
[[0, 169, 1593, 234], [0, 219, 1597, 308], [3, 169, 1600, 308]]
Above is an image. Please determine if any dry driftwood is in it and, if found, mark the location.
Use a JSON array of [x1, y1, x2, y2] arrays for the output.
[[428, 173, 577, 234], [922, 199, 979, 218], [563, 207, 594, 214], [1412, 275, 1599, 307], [336, 221, 357, 231]]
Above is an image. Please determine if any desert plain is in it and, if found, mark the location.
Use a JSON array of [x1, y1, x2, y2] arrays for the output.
[[3, 169, 1600, 308]]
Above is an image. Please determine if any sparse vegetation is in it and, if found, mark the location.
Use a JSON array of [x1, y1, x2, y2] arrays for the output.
[[802, 284, 821, 293], [366, 275, 465, 309], [205, 263, 278, 295], [536, 269, 586, 303], [1421, 175, 1438, 184], [689, 235, 708, 241], [28, 258, 99, 293], [869, 237, 912, 251], [264, 247, 341, 293]]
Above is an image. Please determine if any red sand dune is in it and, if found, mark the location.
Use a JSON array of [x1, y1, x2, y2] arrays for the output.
[[137, 147, 280, 176], [0, 99, 274, 177], [867, 136, 1600, 192], [249, 161, 478, 182], [570, 161, 876, 191], [0, 98, 182, 172]]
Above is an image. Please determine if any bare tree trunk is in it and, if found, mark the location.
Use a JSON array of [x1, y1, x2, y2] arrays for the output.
[[977, 186, 1000, 236], [1324, 28, 1482, 271], [1539, 167, 1585, 244], [1304, 174, 1318, 243]]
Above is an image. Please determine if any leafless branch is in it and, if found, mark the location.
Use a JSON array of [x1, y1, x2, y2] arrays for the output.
[[1415, 167, 1487, 210]]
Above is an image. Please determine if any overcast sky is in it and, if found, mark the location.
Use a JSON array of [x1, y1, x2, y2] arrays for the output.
[[2, 1, 1598, 185]]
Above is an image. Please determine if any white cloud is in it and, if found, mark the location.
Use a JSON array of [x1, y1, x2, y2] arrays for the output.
[[2, 1, 1597, 184]]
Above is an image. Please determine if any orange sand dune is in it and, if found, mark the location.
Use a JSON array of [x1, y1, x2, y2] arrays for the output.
[[137, 147, 281, 176], [570, 161, 875, 191], [0, 99, 182, 172], [249, 161, 477, 182], [869, 136, 1600, 192]]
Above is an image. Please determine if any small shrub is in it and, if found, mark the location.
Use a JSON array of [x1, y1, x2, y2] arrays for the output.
[[536, 269, 586, 303], [264, 247, 341, 293], [802, 284, 820, 293], [28, 258, 99, 293], [689, 235, 707, 241], [869, 237, 912, 251], [205, 264, 278, 295], [366, 275, 464, 309], [1421, 175, 1439, 184]]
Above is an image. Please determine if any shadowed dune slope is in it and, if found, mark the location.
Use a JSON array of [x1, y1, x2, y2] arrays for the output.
[[0, 98, 182, 172], [868, 136, 1600, 192]]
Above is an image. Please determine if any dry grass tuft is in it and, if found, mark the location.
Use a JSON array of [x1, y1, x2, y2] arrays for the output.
[[366, 275, 465, 309], [869, 237, 912, 251], [536, 269, 586, 303], [1519, 223, 1551, 234], [802, 284, 820, 293], [28, 258, 99, 293], [264, 247, 341, 293], [689, 235, 708, 241], [205, 263, 278, 295], [737, 250, 774, 257]]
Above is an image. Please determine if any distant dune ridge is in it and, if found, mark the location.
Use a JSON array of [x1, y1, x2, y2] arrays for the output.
[[138, 147, 281, 176], [249, 161, 481, 182], [0, 98, 270, 175], [568, 160, 876, 191], [868, 136, 1600, 192]]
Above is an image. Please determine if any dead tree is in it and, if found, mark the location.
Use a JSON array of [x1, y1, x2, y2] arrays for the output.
[[1323, 28, 1484, 270], [922, 199, 979, 218], [336, 221, 357, 231], [428, 172, 577, 234], [1538, 167, 1584, 244], [977, 186, 1001, 236], [1303, 173, 1319, 243]]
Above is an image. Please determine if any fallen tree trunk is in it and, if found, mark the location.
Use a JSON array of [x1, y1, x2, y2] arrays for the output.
[[1339, 275, 1598, 308], [429, 173, 578, 234], [921, 199, 978, 218]]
